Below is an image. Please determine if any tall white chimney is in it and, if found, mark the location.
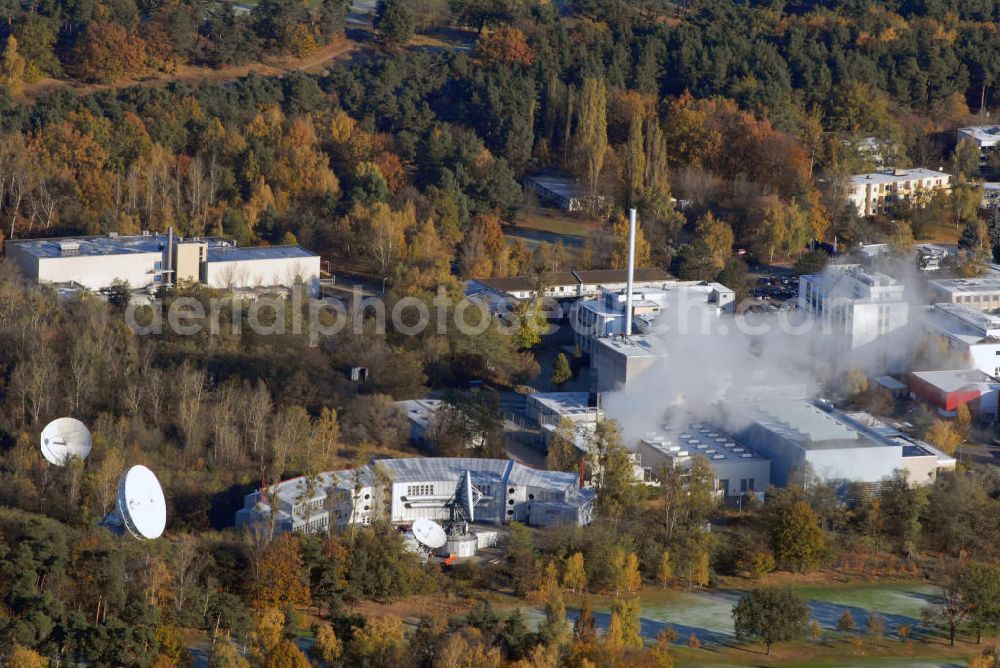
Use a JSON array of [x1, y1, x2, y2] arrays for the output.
[[624, 208, 637, 337], [166, 226, 174, 288]]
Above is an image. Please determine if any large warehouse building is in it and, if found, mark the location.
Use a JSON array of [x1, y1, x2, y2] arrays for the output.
[[730, 399, 955, 488], [235, 457, 597, 535], [5, 232, 321, 296]]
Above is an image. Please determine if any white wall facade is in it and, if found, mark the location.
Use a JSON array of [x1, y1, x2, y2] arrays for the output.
[[205, 256, 321, 295], [36, 252, 161, 290]]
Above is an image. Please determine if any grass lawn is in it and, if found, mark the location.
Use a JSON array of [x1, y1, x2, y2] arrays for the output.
[[512, 207, 597, 239]]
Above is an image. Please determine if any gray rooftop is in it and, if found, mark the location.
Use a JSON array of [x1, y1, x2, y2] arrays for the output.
[[8, 233, 318, 263], [206, 244, 317, 262], [734, 399, 900, 451], [8, 234, 194, 258], [639, 420, 765, 463], [958, 125, 1000, 145], [528, 392, 595, 417], [930, 277, 1000, 294], [910, 369, 999, 394], [371, 457, 586, 491], [525, 172, 589, 199]]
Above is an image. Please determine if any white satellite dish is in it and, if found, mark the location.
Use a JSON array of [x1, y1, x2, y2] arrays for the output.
[[460, 470, 476, 522], [40, 417, 92, 466], [112, 465, 167, 540], [412, 518, 447, 550]]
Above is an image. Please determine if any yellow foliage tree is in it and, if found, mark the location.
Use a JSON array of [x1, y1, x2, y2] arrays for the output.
[[0, 36, 25, 95], [657, 549, 672, 588], [8, 645, 46, 668], [610, 212, 651, 270], [925, 418, 962, 455], [312, 624, 342, 664], [623, 552, 642, 595], [955, 403, 972, 440], [563, 551, 587, 593], [209, 635, 251, 668], [349, 616, 407, 665]]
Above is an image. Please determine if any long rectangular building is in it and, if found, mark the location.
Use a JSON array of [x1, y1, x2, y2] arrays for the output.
[[730, 399, 954, 488], [847, 168, 951, 217], [235, 457, 597, 535], [5, 232, 321, 296]]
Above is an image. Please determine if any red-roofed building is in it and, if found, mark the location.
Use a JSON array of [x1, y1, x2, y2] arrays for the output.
[[908, 369, 1000, 420]]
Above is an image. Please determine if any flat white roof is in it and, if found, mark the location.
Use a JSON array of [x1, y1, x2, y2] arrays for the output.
[[911, 369, 998, 394], [595, 333, 671, 358], [528, 392, 596, 416], [930, 277, 1000, 295], [924, 305, 998, 346], [850, 168, 950, 187]]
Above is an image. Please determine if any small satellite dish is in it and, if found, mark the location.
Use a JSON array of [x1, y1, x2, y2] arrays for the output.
[[114, 465, 167, 540], [40, 417, 92, 466], [412, 518, 447, 550]]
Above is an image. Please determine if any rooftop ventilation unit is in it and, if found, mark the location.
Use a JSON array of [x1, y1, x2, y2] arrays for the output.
[[58, 240, 81, 255]]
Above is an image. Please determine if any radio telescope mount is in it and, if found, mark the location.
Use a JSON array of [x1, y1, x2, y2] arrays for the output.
[[40, 417, 92, 466], [411, 518, 447, 551], [100, 465, 167, 540]]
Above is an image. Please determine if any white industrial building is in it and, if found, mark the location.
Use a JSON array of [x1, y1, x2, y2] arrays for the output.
[[847, 168, 951, 217], [923, 303, 1000, 377], [928, 277, 1000, 312], [572, 282, 735, 354], [637, 422, 770, 500], [957, 125, 1000, 165], [5, 233, 320, 296], [526, 392, 603, 429], [235, 457, 597, 535], [731, 399, 955, 489], [798, 264, 909, 366], [203, 244, 320, 294]]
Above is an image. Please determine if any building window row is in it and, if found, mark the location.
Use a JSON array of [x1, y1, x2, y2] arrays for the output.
[[406, 484, 435, 496]]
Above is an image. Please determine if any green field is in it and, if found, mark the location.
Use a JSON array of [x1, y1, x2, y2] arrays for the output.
[[513, 580, 980, 666], [567, 581, 973, 666]]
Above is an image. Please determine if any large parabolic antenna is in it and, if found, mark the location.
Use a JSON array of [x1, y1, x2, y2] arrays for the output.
[[115, 465, 167, 540], [40, 417, 92, 466], [456, 470, 484, 523], [412, 518, 447, 550]]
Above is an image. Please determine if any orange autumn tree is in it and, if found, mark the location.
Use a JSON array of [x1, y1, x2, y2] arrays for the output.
[[475, 27, 533, 67], [71, 13, 148, 83], [252, 533, 310, 609]]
